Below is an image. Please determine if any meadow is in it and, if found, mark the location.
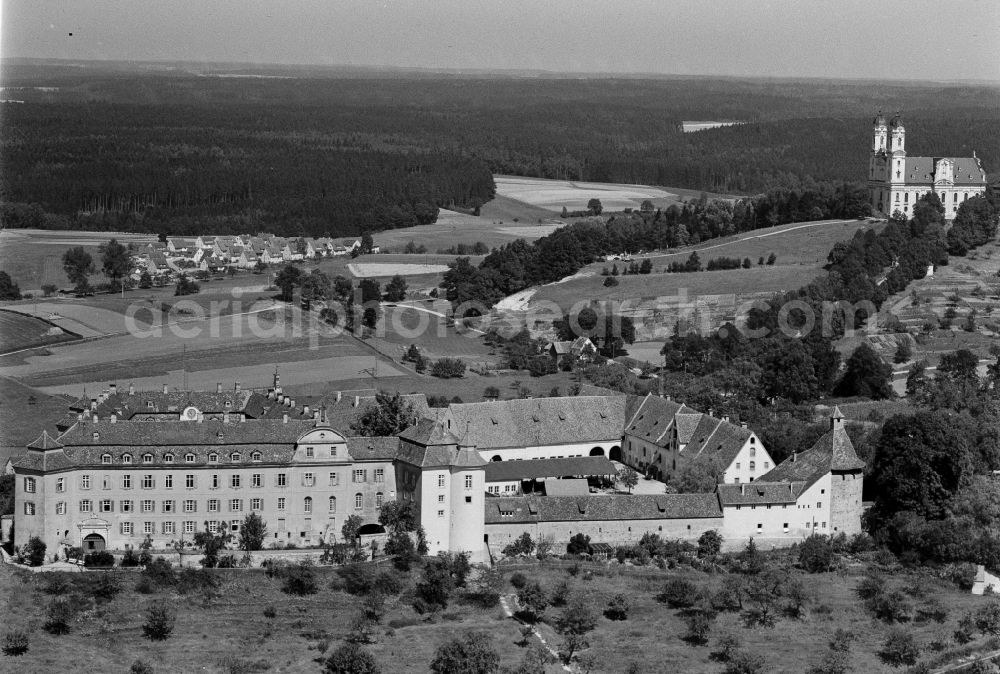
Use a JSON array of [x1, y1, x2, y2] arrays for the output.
[[0, 310, 80, 354], [1, 555, 994, 674]]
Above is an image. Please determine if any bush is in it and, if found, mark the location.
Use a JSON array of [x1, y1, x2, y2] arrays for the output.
[[566, 533, 591, 555], [1, 630, 29, 656], [698, 530, 723, 558], [658, 578, 701, 608], [281, 565, 318, 596], [84, 550, 115, 568], [43, 598, 74, 635], [431, 358, 466, 379], [130, 660, 154, 674], [798, 534, 836, 573], [25, 536, 46, 567], [142, 604, 176, 640], [323, 642, 381, 674], [41, 573, 70, 595], [176, 568, 220, 595], [509, 572, 528, 589], [92, 573, 121, 601], [683, 609, 716, 645], [605, 594, 631, 621], [142, 557, 176, 587], [878, 628, 919, 667], [724, 650, 766, 674]]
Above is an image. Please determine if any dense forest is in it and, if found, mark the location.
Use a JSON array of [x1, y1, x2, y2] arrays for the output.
[[1, 62, 998, 237]]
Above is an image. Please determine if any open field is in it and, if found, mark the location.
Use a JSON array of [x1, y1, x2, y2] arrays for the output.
[[495, 175, 683, 212], [0, 228, 155, 291], [682, 120, 743, 132], [348, 262, 451, 278], [0, 310, 80, 354]]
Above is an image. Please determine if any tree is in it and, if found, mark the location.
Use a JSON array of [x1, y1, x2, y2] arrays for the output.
[[351, 391, 417, 437], [378, 500, 417, 533], [384, 275, 408, 302], [516, 582, 549, 622], [0, 271, 22, 300], [239, 512, 267, 551], [587, 198, 603, 216], [685, 251, 702, 272], [360, 233, 375, 255], [174, 273, 200, 296], [798, 534, 836, 573], [683, 609, 715, 645], [275, 264, 303, 302], [605, 593, 631, 620], [893, 339, 912, 364], [142, 604, 176, 640], [431, 358, 467, 378], [193, 521, 232, 567], [430, 631, 500, 674], [43, 598, 74, 635], [324, 642, 381, 674], [617, 467, 639, 494], [766, 252, 777, 265], [834, 342, 893, 399], [567, 533, 591, 555], [724, 650, 767, 674], [342, 514, 363, 543], [906, 359, 929, 396], [25, 536, 47, 566], [603, 276, 619, 287], [697, 530, 723, 558], [62, 246, 95, 294], [878, 628, 919, 668], [639, 258, 652, 274], [100, 238, 131, 291]]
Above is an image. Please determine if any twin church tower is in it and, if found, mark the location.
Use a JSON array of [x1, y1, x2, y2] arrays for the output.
[[867, 111, 986, 218]]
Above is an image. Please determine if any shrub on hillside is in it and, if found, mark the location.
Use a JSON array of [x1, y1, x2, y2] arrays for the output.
[[84, 550, 115, 568], [431, 358, 466, 378], [509, 572, 528, 589], [43, 598, 74, 635], [605, 594, 631, 621], [277, 564, 318, 596], [658, 578, 701, 608], [798, 534, 837, 573], [142, 604, 176, 641], [566, 533, 591, 556], [129, 660, 154, 674], [2, 631, 29, 656], [24, 536, 46, 567]]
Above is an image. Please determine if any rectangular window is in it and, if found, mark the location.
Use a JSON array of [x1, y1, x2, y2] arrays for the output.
[[81, 475, 91, 490], [56, 478, 65, 492], [230, 499, 242, 512], [142, 474, 155, 489], [756, 523, 762, 532], [353, 469, 366, 483], [329, 446, 337, 457], [303, 472, 315, 487], [183, 500, 196, 513], [375, 468, 384, 483], [101, 499, 114, 513], [185, 475, 196, 489], [231, 520, 241, 532], [783, 523, 789, 532], [438, 474, 445, 488], [438, 509, 445, 518], [120, 500, 133, 513], [184, 521, 196, 534], [23, 502, 35, 515], [143, 522, 154, 535], [438, 494, 445, 503], [211, 474, 219, 489], [277, 497, 286, 511], [252, 473, 262, 488], [277, 518, 286, 531], [207, 521, 218, 534], [164, 475, 173, 489], [464, 475, 473, 489], [162, 521, 175, 535], [102, 476, 111, 490], [121, 474, 132, 489], [230, 475, 241, 489], [121, 522, 133, 536], [277, 473, 287, 487], [79, 499, 92, 513], [24, 477, 36, 493], [251, 498, 263, 511], [355, 494, 363, 510], [376, 493, 384, 508], [305, 446, 314, 458], [142, 500, 154, 513], [162, 500, 174, 513], [56, 501, 67, 515], [208, 499, 219, 513], [817, 502, 822, 509], [329, 472, 339, 487]]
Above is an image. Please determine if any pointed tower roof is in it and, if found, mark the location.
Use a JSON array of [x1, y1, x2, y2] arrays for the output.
[[399, 418, 461, 447], [873, 111, 886, 126], [452, 445, 487, 469]]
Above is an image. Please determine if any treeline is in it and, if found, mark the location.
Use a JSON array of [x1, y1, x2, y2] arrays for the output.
[[441, 182, 872, 312], [0, 104, 495, 238]]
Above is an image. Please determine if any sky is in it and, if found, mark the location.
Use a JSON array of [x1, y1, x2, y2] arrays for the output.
[[3, 0, 999, 82]]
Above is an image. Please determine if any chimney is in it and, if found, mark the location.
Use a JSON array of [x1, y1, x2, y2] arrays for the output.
[[110, 415, 117, 424], [162, 384, 168, 394], [336, 391, 342, 403], [235, 381, 241, 392], [285, 397, 293, 408], [740, 422, 748, 429], [792, 452, 797, 463], [77, 413, 83, 422], [223, 412, 230, 424], [313, 410, 320, 421], [708, 408, 714, 417], [109, 383, 117, 394], [90, 399, 98, 411], [664, 394, 670, 401], [353, 396, 359, 408], [723, 415, 730, 423], [92, 414, 98, 423], [740, 483, 746, 496], [129, 382, 135, 395], [267, 390, 275, 400], [240, 414, 246, 422], [217, 382, 223, 394], [282, 413, 289, 423], [290, 399, 296, 410], [303, 405, 310, 417]]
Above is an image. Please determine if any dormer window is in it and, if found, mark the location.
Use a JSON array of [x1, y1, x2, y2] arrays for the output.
[[142, 453, 153, 464], [251, 452, 262, 462], [101, 454, 112, 464], [163, 453, 174, 463], [147, 401, 154, 409], [93, 432, 100, 441], [230, 452, 241, 462], [185, 453, 196, 463], [208, 453, 218, 463], [122, 454, 132, 464]]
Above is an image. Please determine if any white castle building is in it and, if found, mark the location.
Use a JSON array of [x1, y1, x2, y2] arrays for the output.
[[868, 111, 986, 219]]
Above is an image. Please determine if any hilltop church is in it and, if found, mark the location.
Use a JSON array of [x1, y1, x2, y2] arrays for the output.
[[868, 111, 987, 219]]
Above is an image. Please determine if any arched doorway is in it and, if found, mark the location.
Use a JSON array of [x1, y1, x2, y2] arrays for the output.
[[609, 446, 622, 462], [83, 533, 106, 552], [357, 523, 386, 536], [589, 447, 605, 457], [491, 455, 503, 462]]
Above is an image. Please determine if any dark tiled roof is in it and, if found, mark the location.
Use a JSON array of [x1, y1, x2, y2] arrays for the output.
[[902, 156, 986, 186], [758, 416, 864, 488], [484, 493, 722, 524], [27, 431, 63, 450], [12, 448, 73, 472], [717, 481, 805, 505], [443, 396, 626, 450], [346, 436, 400, 461], [624, 394, 682, 448], [674, 409, 703, 445], [399, 418, 462, 447], [69, 390, 260, 420], [683, 416, 753, 469], [484, 456, 616, 482]]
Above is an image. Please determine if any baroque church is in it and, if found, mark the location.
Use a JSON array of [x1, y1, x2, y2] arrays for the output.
[[868, 112, 986, 219]]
